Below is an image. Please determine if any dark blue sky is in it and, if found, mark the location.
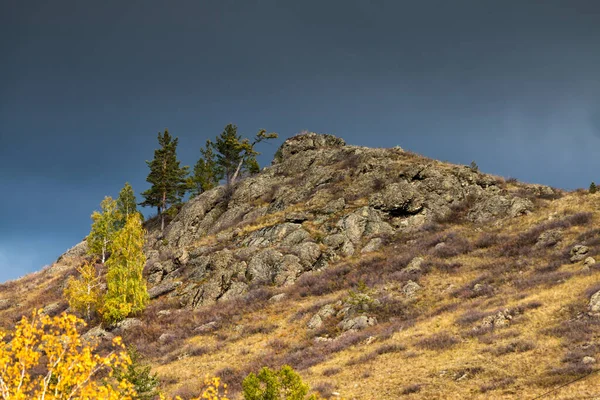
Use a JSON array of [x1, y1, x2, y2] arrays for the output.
[[1, 1, 599, 283]]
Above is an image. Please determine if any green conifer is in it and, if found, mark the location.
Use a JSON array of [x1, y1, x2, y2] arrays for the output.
[[214, 125, 277, 185], [140, 130, 189, 232], [189, 140, 222, 197]]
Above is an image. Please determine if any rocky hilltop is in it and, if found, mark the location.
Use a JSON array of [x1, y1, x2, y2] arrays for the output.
[[4, 133, 600, 399], [142, 133, 548, 307]]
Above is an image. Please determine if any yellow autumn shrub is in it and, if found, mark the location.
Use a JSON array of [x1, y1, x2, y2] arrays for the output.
[[0, 310, 135, 400]]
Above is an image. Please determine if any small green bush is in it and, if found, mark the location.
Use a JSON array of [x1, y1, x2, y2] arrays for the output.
[[242, 365, 318, 400]]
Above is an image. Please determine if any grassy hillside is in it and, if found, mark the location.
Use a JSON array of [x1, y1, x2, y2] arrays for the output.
[[1, 135, 600, 399]]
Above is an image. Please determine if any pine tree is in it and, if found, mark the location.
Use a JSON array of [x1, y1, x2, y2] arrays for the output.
[[214, 125, 277, 185], [117, 182, 138, 224], [88, 196, 121, 263], [189, 140, 222, 197], [63, 262, 102, 321], [590, 181, 597, 194], [114, 347, 160, 400], [102, 214, 149, 325], [214, 124, 244, 184], [140, 130, 189, 232]]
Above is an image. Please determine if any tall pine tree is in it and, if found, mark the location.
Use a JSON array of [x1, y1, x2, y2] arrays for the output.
[[140, 130, 189, 232], [88, 196, 121, 263], [102, 213, 149, 325], [188, 140, 222, 198]]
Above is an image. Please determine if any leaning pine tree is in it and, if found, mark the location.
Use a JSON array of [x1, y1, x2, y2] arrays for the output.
[[140, 130, 189, 232], [214, 124, 277, 185], [102, 213, 149, 325]]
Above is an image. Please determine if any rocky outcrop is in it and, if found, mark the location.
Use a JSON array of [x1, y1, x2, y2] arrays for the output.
[[370, 181, 424, 216], [535, 229, 563, 248], [467, 196, 533, 223], [56, 240, 88, 263], [141, 133, 549, 308], [275, 133, 346, 161]]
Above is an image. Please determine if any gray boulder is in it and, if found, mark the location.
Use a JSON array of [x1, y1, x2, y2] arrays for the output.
[[114, 318, 143, 333], [83, 325, 114, 341], [307, 314, 324, 330], [583, 356, 597, 365], [589, 290, 600, 314], [535, 229, 563, 248], [570, 245, 590, 263], [338, 315, 377, 332], [402, 280, 422, 298], [481, 310, 512, 328], [584, 257, 596, 268], [194, 321, 219, 333], [159, 333, 177, 344], [269, 293, 287, 302], [307, 303, 338, 330], [405, 257, 424, 273]]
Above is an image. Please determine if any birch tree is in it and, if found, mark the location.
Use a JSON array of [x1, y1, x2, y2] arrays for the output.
[[102, 213, 149, 325], [88, 196, 121, 263], [63, 262, 102, 321]]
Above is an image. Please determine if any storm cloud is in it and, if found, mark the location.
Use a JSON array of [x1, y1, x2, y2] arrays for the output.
[[1, 0, 599, 282]]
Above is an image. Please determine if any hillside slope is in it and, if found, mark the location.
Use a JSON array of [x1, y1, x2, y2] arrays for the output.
[[2, 133, 600, 399]]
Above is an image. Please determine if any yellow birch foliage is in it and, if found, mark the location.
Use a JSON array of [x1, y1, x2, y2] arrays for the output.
[[102, 213, 149, 325], [88, 197, 121, 264], [0, 310, 135, 400], [63, 263, 102, 321]]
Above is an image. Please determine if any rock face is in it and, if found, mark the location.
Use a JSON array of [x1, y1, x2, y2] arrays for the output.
[[56, 240, 88, 263], [140, 133, 549, 308]]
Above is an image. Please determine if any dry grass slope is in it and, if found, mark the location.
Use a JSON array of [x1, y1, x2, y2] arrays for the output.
[[2, 146, 600, 399]]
